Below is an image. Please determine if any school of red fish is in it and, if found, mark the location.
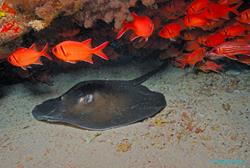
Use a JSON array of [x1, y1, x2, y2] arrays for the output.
[[1, 0, 250, 72], [159, 0, 250, 72]]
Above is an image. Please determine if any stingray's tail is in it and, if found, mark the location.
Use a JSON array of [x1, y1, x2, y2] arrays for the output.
[[131, 61, 168, 85]]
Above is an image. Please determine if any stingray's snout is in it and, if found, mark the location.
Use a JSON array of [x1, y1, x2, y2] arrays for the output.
[[32, 98, 62, 121]]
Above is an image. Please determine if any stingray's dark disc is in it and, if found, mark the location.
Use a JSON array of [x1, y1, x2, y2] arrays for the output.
[[32, 80, 166, 130]]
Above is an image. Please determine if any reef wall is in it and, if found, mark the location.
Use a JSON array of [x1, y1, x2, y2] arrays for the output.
[[0, 0, 165, 63], [0, 0, 159, 45]]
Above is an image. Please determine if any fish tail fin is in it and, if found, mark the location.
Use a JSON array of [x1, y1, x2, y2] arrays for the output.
[[130, 33, 140, 41], [92, 41, 109, 60], [41, 43, 52, 60], [116, 23, 133, 39], [230, 2, 242, 15]]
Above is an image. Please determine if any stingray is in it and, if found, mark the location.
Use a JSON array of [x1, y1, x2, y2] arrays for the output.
[[32, 63, 167, 130]]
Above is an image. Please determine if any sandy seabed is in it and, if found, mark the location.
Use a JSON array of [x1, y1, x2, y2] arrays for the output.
[[0, 61, 249, 168]]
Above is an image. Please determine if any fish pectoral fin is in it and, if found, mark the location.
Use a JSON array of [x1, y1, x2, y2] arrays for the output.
[[170, 38, 176, 42], [21, 66, 28, 70], [82, 38, 92, 47], [130, 33, 140, 41], [83, 56, 94, 64], [144, 37, 149, 42], [66, 60, 77, 64]]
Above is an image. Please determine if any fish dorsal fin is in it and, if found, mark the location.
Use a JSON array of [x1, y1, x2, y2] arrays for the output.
[[82, 38, 92, 47], [29, 43, 37, 50], [130, 33, 140, 41], [15, 47, 26, 51]]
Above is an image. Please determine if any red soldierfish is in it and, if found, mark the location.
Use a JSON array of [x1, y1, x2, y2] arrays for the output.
[[198, 32, 226, 47], [52, 39, 109, 64], [236, 9, 250, 24], [176, 47, 206, 68], [183, 14, 208, 29], [186, 0, 209, 15], [198, 2, 241, 20], [198, 60, 223, 73], [116, 12, 154, 42], [7, 43, 51, 70], [206, 41, 250, 60], [219, 23, 247, 38], [158, 22, 183, 40]]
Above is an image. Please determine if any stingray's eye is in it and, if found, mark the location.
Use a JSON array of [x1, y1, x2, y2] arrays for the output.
[[79, 94, 93, 104]]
